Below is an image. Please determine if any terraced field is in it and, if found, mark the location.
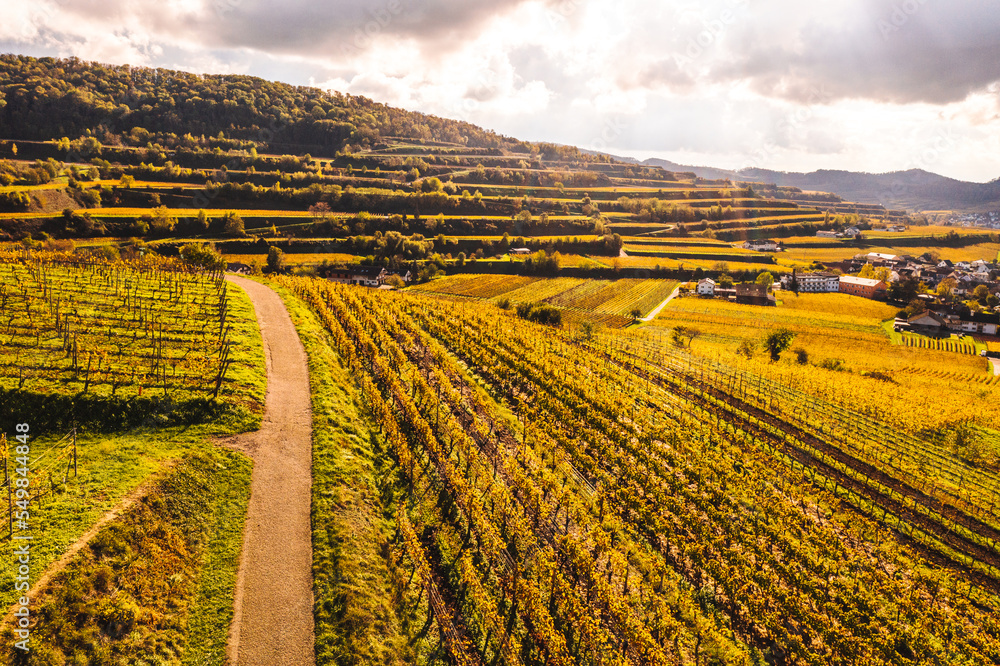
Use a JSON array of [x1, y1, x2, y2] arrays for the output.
[[412, 274, 678, 324]]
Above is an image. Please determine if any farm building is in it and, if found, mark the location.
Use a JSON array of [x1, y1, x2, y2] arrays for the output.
[[509, 248, 532, 256], [696, 278, 716, 296], [816, 230, 839, 239], [324, 266, 388, 287], [387, 270, 413, 284], [839, 276, 887, 299], [958, 312, 1000, 335], [226, 262, 252, 275], [908, 311, 948, 332], [867, 252, 900, 266], [736, 283, 776, 307], [742, 239, 780, 252], [783, 272, 840, 293]]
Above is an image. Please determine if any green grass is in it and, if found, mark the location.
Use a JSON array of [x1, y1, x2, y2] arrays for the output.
[[0, 448, 252, 665], [182, 449, 254, 665]]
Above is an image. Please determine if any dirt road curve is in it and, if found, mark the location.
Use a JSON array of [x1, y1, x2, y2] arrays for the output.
[[991, 357, 1000, 376], [225, 276, 315, 666]]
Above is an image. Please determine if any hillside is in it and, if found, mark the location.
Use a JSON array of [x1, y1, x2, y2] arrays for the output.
[[644, 158, 1000, 213], [0, 54, 531, 155]]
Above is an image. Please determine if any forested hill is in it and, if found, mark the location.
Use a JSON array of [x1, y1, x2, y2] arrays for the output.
[[0, 54, 531, 155]]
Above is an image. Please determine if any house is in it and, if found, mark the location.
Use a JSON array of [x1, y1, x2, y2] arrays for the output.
[[324, 266, 388, 287], [696, 278, 716, 296], [784, 272, 840, 293], [839, 276, 887, 299], [736, 283, 776, 307], [885, 225, 907, 232], [962, 312, 1000, 335], [908, 310, 949, 332], [387, 269, 413, 284], [867, 252, 899, 266], [509, 248, 532, 256], [226, 262, 252, 275], [742, 239, 780, 252], [843, 227, 861, 237]]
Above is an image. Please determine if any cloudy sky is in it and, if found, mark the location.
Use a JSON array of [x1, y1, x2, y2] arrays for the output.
[[3, 0, 1000, 182]]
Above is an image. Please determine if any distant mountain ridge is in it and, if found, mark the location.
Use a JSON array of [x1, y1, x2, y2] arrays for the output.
[[642, 159, 1000, 213]]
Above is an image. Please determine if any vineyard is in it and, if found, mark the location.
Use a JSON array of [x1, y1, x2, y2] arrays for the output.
[[0, 249, 264, 422], [412, 275, 678, 325], [899, 333, 979, 355], [277, 276, 1000, 666]]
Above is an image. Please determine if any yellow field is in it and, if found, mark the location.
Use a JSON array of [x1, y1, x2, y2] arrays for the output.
[[222, 252, 358, 266], [771, 242, 1000, 268], [643, 293, 998, 433], [608, 255, 780, 272]]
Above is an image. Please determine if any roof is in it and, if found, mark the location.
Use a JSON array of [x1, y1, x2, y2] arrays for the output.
[[840, 276, 885, 287], [967, 311, 1000, 325], [736, 283, 768, 297], [797, 271, 839, 279], [346, 266, 387, 277], [908, 310, 948, 326], [868, 252, 898, 261], [698, 278, 716, 285]]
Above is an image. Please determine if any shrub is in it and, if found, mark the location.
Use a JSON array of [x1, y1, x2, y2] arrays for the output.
[[266, 246, 287, 273], [515, 302, 562, 327]]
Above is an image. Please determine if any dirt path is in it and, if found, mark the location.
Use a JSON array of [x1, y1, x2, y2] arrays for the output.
[[224, 276, 315, 666], [990, 358, 1000, 376], [640, 285, 680, 322], [1, 462, 177, 626]]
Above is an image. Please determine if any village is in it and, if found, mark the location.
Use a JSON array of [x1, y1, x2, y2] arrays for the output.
[[691, 249, 1000, 351]]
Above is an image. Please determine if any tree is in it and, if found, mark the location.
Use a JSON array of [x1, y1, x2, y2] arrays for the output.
[[223, 211, 246, 237], [888, 277, 919, 303], [973, 284, 991, 304], [765, 329, 796, 362], [736, 339, 757, 359], [420, 177, 443, 193], [718, 274, 734, 289], [756, 271, 775, 291], [937, 278, 957, 302], [630, 308, 642, 322], [179, 242, 223, 270], [149, 205, 177, 233], [672, 326, 700, 348], [266, 246, 287, 273]]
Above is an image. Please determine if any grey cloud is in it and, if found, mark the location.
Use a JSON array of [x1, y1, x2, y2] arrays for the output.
[[633, 57, 696, 92], [204, 0, 530, 57], [712, 0, 1000, 105]]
